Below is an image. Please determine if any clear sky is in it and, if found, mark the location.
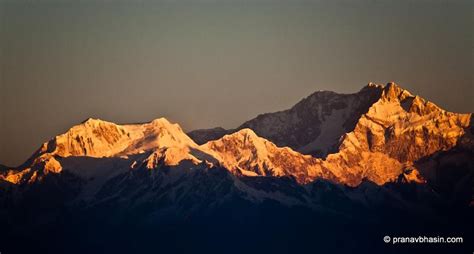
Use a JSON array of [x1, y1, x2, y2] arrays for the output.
[[1, 0, 472, 167]]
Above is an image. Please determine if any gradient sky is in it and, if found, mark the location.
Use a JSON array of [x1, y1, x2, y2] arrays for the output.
[[1, 0, 472, 167]]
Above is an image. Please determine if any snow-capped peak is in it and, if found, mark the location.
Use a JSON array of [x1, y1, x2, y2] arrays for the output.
[[1, 117, 200, 186], [218, 128, 262, 145], [1, 83, 470, 189], [200, 129, 328, 182], [37, 117, 197, 159]]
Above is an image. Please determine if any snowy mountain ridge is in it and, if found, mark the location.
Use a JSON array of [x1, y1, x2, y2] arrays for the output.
[[0, 82, 471, 205]]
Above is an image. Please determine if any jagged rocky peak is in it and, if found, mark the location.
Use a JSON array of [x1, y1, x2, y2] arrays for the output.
[[203, 128, 269, 153], [234, 83, 384, 157], [200, 129, 272, 170], [224, 128, 259, 140], [381, 82, 413, 101], [81, 117, 107, 124], [200, 128, 330, 182], [338, 82, 471, 164], [376, 82, 441, 115], [201, 129, 277, 176], [362, 82, 450, 123]]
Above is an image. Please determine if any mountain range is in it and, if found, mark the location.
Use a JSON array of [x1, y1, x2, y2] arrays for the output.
[[0, 82, 472, 254]]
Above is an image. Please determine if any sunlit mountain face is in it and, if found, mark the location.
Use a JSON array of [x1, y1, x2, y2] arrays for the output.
[[1, 83, 472, 254]]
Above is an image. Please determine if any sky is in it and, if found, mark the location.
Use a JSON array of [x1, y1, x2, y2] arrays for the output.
[[1, 0, 473, 167]]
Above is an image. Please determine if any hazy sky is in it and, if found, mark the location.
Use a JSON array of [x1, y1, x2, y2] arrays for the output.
[[1, 0, 472, 166]]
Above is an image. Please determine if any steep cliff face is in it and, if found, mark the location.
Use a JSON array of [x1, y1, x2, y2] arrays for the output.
[[320, 83, 470, 185], [239, 84, 384, 157], [189, 84, 383, 157], [341, 83, 470, 163]]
